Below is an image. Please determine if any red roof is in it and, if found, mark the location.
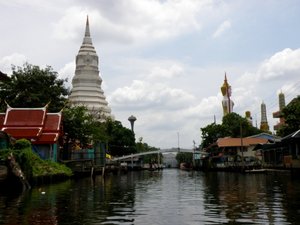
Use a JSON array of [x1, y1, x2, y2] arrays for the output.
[[43, 113, 61, 132], [0, 113, 5, 130], [2, 127, 42, 138], [0, 106, 62, 144], [3, 107, 46, 127], [32, 133, 59, 144]]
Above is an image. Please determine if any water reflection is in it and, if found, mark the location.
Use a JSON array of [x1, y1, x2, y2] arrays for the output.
[[1, 170, 300, 224]]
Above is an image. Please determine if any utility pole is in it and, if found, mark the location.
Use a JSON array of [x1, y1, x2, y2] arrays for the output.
[[240, 122, 245, 171]]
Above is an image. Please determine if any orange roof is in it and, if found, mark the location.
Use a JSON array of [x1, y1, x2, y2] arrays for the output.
[[217, 137, 268, 147]]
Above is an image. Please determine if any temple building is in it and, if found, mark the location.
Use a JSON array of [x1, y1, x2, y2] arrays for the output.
[[273, 91, 286, 131], [221, 74, 234, 117], [68, 16, 112, 120], [0, 104, 62, 161], [260, 101, 269, 132]]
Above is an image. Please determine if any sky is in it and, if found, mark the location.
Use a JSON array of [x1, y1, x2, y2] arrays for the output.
[[0, 0, 300, 149]]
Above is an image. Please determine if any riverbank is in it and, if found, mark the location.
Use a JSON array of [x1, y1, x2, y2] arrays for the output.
[[0, 146, 73, 189]]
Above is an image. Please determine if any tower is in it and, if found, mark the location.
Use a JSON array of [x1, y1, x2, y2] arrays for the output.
[[68, 16, 112, 119], [273, 91, 286, 130], [128, 115, 137, 133], [221, 73, 234, 116], [260, 101, 269, 132]]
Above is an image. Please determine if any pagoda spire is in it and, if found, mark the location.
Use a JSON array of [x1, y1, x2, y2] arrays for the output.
[[85, 15, 90, 37], [69, 17, 112, 120], [260, 101, 269, 132], [82, 15, 92, 45]]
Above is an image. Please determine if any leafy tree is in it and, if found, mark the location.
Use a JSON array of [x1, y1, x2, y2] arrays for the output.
[[278, 96, 300, 137], [136, 138, 161, 163], [104, 119, 136, 156], [0, 63, 69, 112], [176, 152, 193, 165], [200, 113, 261, 148], [200, 123, 229, 148], [62, 105, 98, 147], [222, 112, 261, 137]]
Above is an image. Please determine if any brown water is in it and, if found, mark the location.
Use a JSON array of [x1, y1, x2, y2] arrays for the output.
[[1, 169, 300, 225]]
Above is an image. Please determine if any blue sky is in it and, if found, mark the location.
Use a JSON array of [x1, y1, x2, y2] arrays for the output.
[[0, 0, 300, 149]]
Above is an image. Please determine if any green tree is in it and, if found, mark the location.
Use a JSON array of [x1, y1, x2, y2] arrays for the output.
[[0, 63, 69, 112], [200, 123, 229, 148], [200, 113, 261, 148], [176, 152, 193, 165], [222, 112, 261, 137], [136, 138, 161, 163], [105, 119, 136, 156], [278, 96, 300, 137], [62, 105, 98, 147]]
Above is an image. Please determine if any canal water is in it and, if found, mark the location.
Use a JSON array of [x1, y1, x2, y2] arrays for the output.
[[1, 169, 300, 225]]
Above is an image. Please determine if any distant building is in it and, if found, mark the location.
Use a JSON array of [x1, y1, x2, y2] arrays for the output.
[[220, 74, 234, 117], [68, 16, 112, 120], [273, 92, 286, 131], [260, 102, 269, 132]]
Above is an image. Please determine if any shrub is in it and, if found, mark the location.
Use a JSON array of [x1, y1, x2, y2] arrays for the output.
[[13, 139, 31, 150]]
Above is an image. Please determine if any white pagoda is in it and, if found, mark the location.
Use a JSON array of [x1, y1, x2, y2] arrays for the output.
[[68, 16, 112, 119]]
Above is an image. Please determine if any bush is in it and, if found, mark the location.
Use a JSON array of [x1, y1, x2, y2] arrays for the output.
[[13, 139, 31, 150]]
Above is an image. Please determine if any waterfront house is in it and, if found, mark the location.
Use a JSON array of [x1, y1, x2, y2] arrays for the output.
[[259, 129, 300, 169], [205, 137, 268, 170], [0, 104, 62, 161]]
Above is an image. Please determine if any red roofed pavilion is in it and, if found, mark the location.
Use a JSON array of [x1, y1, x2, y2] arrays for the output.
[[0, 105, 63, 161]]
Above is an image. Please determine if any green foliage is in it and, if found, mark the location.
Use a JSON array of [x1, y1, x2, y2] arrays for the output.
[[105, 119, 136, 156], [0, 147, 72, 180], [62, 106, 136, 156], [15, 148, 73, 178], [222, 112, 261, 137], [200, 113, 262, 148], [200, 123, 229, 148], [13, 138, 31, 150], [136, 140, 161, 163], [63, 105, 98, 146], [277, 96, 300, 137], [0, 63, 69, 112], [176, 152, 193, 164]]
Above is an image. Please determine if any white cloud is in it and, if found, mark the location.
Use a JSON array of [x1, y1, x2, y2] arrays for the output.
[[257, 48, 300, 81], [110, 79, 195, 111], [52, 0, 219, 44], [212, 19, 231, 38], [147, 64, 184, 80], [0, 53, 27, 74], [58, 61, 75, 88]]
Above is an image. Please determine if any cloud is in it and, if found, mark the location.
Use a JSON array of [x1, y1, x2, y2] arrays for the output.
[[52, 0, 221, 45], [57, 61, 75, 88], [0, 53, 27, 74], [110, 79, 195, 111], [147, 64, 184, 80], [257, 48, 300, 81], [212, 19, 231, 38]]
